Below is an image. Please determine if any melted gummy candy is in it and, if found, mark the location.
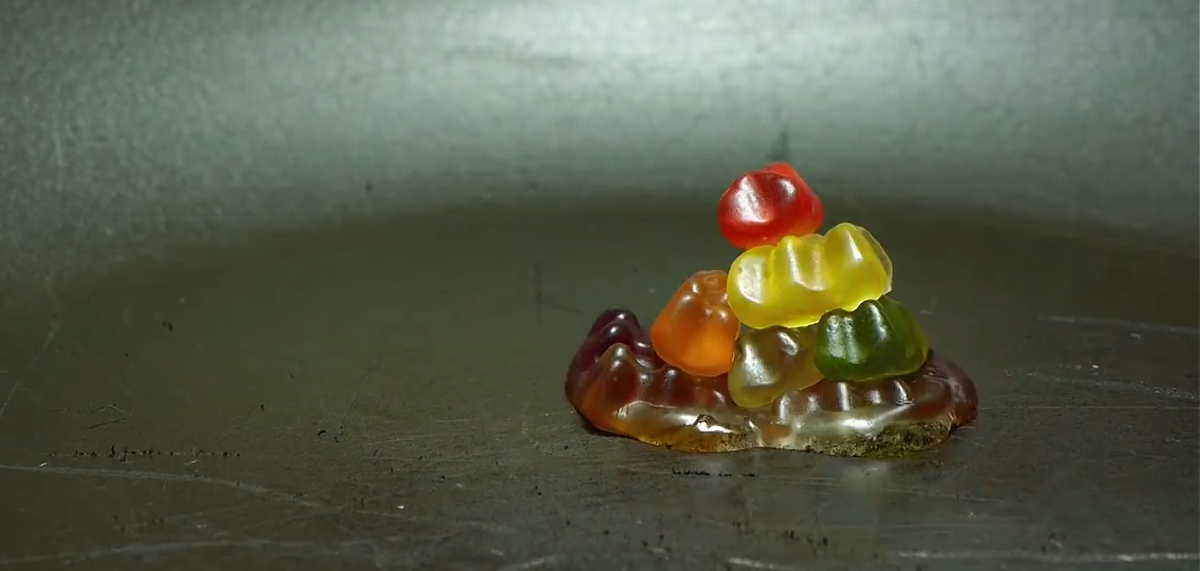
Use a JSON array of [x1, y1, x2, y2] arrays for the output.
[[566, 309, 978, 457], [727, 222, 893, 329], [650, 270, 741, 377], [565, 162, 977, 456], [717, 162, 824, 250]]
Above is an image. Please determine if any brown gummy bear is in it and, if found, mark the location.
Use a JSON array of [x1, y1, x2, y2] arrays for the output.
[[565, 308, 978, 457], [650, 270, 741, 377], [728, 325, 823, 409]]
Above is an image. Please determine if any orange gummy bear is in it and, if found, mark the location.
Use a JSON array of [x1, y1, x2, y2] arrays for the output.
[[650, 270, 741, 377]]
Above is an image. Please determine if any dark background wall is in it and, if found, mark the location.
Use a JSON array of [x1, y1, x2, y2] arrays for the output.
[[2, 0, 1196, 304]]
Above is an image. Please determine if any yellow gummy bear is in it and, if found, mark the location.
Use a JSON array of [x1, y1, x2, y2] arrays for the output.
[[726, 222, 893, 329]]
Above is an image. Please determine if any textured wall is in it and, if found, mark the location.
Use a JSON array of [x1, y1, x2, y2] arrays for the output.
[[2, 0, 1197, 301]]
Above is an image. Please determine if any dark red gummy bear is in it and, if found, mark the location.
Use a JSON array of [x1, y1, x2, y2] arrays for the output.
[[564, 309, 728, 429], [717, 162, 824, 250]]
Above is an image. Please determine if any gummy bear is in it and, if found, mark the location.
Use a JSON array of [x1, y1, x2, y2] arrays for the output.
[[566, 308, 978, 457], [650, 270, 740, 377], [727, 222, 893, 329], [565, 308, 733, 438], [815, 296, 929, 382], [717, 162, 824, 250], [728, 326, 822, 409]]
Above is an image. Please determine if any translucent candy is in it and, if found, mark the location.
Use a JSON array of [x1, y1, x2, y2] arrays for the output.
[[565, 309, 978, 457], [650, 270, 740, 377], [566, 162, 976, 456], [717, 162, 824, 250], [565, 309, 730, 440], [727, 325, 822, 409], [816, 296, 929, 382], [727, 222, 894, 329]]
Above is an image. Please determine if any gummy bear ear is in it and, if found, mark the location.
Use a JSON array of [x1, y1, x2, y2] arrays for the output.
[[762, 162, 802, 182], [587, 308, 640, 336]]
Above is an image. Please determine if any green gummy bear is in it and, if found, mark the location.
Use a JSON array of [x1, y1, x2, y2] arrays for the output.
[[814, 296, 929, 382]]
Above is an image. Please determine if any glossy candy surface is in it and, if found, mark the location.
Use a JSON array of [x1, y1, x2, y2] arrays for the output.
[[727, 222, 893, 329], [565, 308, 731, 440], [815, 296, 929, 382], [717, 162, 824, 250], [727, 326, 822, 409], [566, 309, 978, 456], [650, 270, 740, 376]]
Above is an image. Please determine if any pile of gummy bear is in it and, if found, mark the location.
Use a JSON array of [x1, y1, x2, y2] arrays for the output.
[[565, 162, 978, 457]]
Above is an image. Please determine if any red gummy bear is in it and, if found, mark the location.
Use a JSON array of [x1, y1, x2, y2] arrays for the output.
[[717, 162, 824, 250]]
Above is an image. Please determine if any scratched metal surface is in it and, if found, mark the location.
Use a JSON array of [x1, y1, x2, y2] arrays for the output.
[[2, 0, 1198, 308], [0, 196, 1196, 570], [2, 0, 1198, 569]]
